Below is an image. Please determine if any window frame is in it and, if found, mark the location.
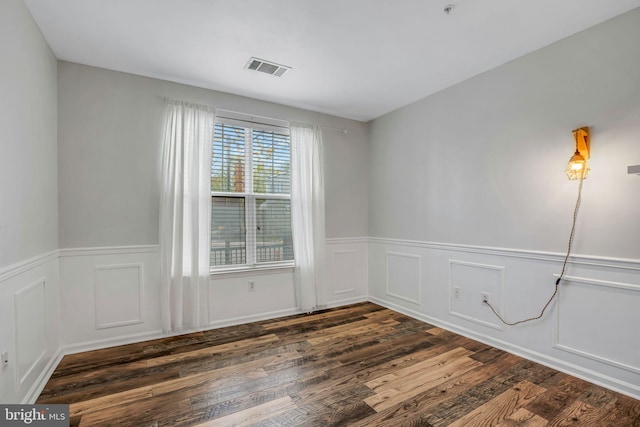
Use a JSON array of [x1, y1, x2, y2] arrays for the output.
[[210, 113, 294, 275]]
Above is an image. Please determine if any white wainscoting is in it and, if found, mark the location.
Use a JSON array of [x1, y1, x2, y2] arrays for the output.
[[368, 237, 640, 399], [0, 237, 363, 404], [326, 238, 368, 308], [209, 269, 299, 327], [58, 239, 368, 352], [449, 260, 504, 330], [0, 252, 60, 404], [59, 246, 162, 354], [209, 238, 369, 325], [4, 238, 640, 403], [554, 275, 640, 375]]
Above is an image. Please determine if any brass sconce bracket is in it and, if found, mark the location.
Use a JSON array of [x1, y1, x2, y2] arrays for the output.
[[572, 127, 590, 159]]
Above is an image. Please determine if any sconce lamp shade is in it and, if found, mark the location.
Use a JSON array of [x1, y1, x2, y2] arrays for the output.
[[565, 150, 590, 179], [566, 127, 590, 180]]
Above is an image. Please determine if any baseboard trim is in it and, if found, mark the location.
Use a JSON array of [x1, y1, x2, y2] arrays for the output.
[[62, 303, 357, 358], [22, 347, 64, 404], [208, 308, 302, 329], [326, 296, 368, 309], [62, 330, 165, 356], [368, 296, 640, 400]]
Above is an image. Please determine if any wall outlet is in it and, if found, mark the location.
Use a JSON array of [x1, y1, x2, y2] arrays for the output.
[[1, 350, 8, 372], [481, 292, 490, 304], [453, 286, 460, 299], [248, 281, 255, 292]]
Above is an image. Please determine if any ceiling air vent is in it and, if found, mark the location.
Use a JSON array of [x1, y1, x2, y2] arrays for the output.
[[246, 57, 291, 77]]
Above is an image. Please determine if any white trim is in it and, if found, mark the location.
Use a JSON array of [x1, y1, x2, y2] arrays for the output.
[[21, 347, 64, 404], [554, 344, 640, 377], [210, 264, 295, 279], [59, 245, 159, 257], [0, 250, 58, 283], [326, 296, 367, 308], [14, 278, 47, 389], [208, 307, 301, 329], [553, 274, 640, 375], [62, 330, 165, 355], [553, 273, 640, 292], [368, 296, 640, 400], [61, 303, 355, 359], [94, 263, 144, 329], [330, 249, 357, 296], [333, 288, 356, 295], [385, 251, 422, 305], [369, 237, 640, 271], [331, 249, 357, 256], [326, 237, 369, 245]]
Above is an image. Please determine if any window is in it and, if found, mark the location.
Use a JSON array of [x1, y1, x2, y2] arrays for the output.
[[210, 117, 293, 269]]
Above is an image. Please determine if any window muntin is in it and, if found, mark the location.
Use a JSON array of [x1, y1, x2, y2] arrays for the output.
[[211, 122, 293, 269]]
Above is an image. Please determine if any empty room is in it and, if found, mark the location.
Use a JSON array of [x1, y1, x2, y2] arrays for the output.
[[1, 0, 640, 425]]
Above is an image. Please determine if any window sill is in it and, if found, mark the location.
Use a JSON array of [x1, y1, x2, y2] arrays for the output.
[[210, 263, 295, 279]]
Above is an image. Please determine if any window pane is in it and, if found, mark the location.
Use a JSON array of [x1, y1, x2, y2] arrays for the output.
[[256, 198, 293, 263], [212, 124, 245, 192], [253, 130, 290, 194], [211, 196, 246, 266]]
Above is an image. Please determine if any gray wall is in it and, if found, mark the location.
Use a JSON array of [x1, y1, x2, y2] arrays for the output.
[[57, 62, 369, 248], [0, 0, 60, 405], [0, 0, 58, 267], [368, 8, 640, 259]]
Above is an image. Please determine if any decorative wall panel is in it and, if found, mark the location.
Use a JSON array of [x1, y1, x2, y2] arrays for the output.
[[94, 264, 143, 329], [331, 250, 357, 295], [386, 252, 421, 305], [14, 279, 47, 388], [449, 260, 504, 329], [555, 275, 640, 374]]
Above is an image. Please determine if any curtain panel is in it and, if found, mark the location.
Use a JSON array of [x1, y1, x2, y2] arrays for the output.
[[290, 124, 327, 312], [160, 101, 214, 333]]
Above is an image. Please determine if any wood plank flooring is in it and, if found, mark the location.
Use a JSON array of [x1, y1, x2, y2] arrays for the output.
[[37, 303, 640, 426]]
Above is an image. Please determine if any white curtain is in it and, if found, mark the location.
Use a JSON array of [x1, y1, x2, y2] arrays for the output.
[[290, 124, 327, 312], [160, 101, 214, 333]]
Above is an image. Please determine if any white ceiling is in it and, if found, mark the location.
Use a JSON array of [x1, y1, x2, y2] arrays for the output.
[[24, 0, 640, 122]]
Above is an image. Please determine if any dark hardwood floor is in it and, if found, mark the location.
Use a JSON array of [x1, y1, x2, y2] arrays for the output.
[[38, 303, 640, 426]]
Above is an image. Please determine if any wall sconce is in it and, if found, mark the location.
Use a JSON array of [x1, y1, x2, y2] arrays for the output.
[[565, 127, 590, 180], [487, 126, 591, 326]]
